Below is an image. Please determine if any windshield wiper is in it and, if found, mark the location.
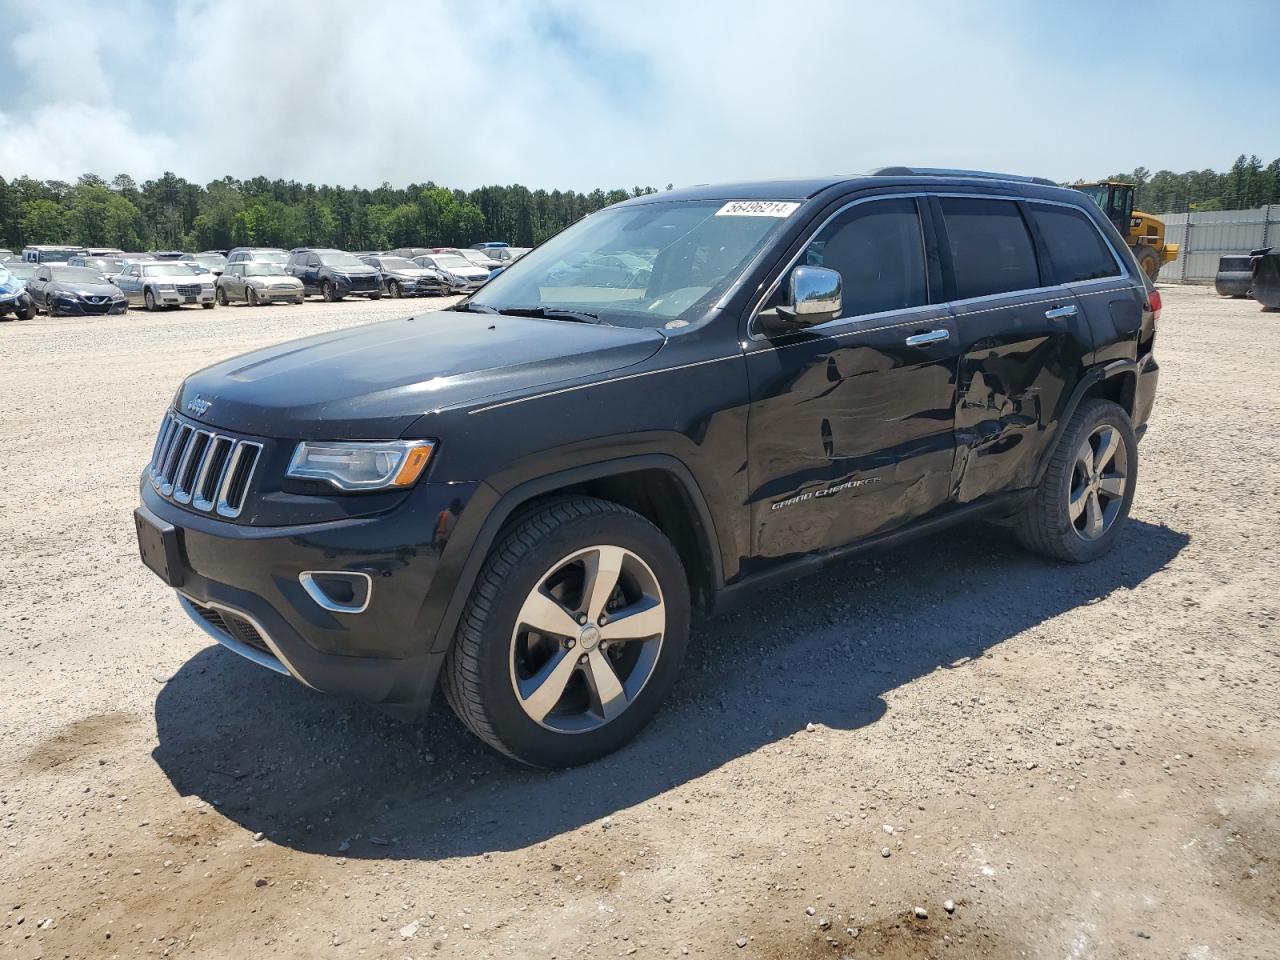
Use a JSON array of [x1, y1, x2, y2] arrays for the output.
[[451, 301, 497, 314], [495, 306, 606, 325]]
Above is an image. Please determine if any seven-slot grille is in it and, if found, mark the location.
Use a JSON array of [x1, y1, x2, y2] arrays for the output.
[[149, 413, 262, 518]]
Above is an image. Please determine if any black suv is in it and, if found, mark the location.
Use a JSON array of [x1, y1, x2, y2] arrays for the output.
[[135, 169, 1159, 767], [285, 248, 383, 301]]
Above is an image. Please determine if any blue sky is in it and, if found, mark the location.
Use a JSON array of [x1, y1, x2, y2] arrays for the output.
[[1, 0, 1277, 190]]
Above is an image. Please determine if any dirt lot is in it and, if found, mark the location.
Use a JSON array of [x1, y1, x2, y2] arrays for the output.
[[1, 285, 1277, 960]]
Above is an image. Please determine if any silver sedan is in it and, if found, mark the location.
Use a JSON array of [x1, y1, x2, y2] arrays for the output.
[[216, 262, 305, 306]]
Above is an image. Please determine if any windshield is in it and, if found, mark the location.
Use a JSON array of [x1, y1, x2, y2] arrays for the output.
[[143, 263, 199, 277], [245, 263, 287, 277], [376, 257, 419, 271], [195, 254, 227, 268], [51, 266, 105, 283], [1075, 185, 1110, 211], [83, 257, 124, 273], [4, 263, 35, 280], [460, 250, 494, 264], [468, 200, 792, 327], [433, 255, 473, 270], [318, 253, 366, 268], [247, 250, 289, 264]]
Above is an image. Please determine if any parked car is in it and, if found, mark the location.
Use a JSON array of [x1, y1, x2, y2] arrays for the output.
[[26, 264, 128, 317], [135, 169, 1160, 767], [472, 241, 509, 251], [486, 246, 530, 267], [217, 262, 304, 306], [69, 254, 130, 283], [456, 248, 503, 272], [115, 260, 216, 310], [359, 255, 449, 298], [22, 245, 87, 264], [0, 262, 37, 321], [0, 248, 13, 261], [1252, 247, 1280, 309], [387, 247, 435, 260], [286, 248, 383, 301], [412, 253, 489, 293], [193, 252, 228, 276], [85, 247, 125, 258], [226, 247, 290, 266]]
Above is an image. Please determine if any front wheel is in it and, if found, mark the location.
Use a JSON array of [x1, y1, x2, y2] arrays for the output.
[[388, 281, 402, 299], [1014, 399, 1138, 563], [321, 280, 342, 302], [1134, 245, 1161, 283], [144, 288, 157, 312], [216, 286, 228, 306], [247, 286, 259, 307], [443, 497, 690, 767]]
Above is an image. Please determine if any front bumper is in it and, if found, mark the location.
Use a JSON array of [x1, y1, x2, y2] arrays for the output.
[[154, 288, 216, 306], [53, 297, 128, 316], [255, 284, 304, 301], [138, 477, 482, 706]]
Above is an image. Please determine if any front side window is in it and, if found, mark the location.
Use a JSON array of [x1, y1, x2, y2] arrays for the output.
[[1029, 204, 1121, 284], [796, 198, 927, 318], [469, 200, 793, 329], [940, 197, 1040, 299]]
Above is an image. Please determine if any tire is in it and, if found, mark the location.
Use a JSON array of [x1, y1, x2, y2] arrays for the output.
[[144, 288, 157, 312], [247, 287, 259, 307], [389, 281, 402, 299], [1014, 399, 1138, 563], [369, 290, 382, 300], [293, 297, 303, 305], [46, 299, 59, 318], [443, 497, 691, 767], [1134, 245, 1161, 283], [202, 302, 214, 310], [18, 301, 36, 321], [321, 280, 342, 302], [216, 286, 228, 306]]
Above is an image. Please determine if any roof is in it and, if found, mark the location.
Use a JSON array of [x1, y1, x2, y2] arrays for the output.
[[619, 168, 1061, 206]]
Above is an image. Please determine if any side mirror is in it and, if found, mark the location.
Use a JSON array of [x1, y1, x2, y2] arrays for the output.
[[759, 265, 842, 334]]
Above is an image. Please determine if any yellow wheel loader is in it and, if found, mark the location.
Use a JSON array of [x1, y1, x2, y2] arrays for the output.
[[1072, 181, 1178, 282]]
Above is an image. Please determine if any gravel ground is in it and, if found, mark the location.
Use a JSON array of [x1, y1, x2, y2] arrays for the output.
[[1, 285, 1277, 960]]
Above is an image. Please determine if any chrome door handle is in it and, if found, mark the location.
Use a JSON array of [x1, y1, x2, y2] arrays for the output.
[[904, 329, 950, 347], [1044, 304, 1079, 319]]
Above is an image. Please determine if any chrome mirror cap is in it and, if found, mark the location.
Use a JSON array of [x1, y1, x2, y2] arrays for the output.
[[790, 265, 842, 320]]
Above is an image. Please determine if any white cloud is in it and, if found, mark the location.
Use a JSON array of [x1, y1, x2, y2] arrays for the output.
[[0, 0, 1276, 189]]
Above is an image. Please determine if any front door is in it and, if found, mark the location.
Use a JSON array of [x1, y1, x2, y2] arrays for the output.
[[745, 196, 959, 566]]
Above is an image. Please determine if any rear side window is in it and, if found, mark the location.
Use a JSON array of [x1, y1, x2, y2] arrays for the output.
[[1029, 203, 1120, 283], [800, 197, 927, 317], [940, 197, 1039, 299]]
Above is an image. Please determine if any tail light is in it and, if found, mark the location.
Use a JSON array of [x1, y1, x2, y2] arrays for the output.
[[1147, 288, 1162, 322]]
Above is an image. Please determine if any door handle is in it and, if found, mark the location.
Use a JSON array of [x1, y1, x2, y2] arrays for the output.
[[1044, 304, 1079, 319], [904, 329, 950, 347]]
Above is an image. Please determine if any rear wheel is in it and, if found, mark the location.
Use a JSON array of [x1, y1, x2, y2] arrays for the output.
[[1015, 399, 1137, 563], [443, 497, 690, 767], [1134, 245, 1161, 283]]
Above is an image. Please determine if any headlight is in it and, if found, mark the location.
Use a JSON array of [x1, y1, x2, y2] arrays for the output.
[[157, 283, 175, 291], [286, 440, 435, 491]]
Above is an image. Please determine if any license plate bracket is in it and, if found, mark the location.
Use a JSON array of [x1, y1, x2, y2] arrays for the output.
[[135, 508, 184, 588]]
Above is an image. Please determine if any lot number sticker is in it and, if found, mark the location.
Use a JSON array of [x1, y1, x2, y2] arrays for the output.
[[715, 200, 800, 217]]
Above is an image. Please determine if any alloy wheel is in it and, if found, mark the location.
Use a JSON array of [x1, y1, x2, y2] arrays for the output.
[[509, 545, 666, 734], [1068, 424, 1129, 540]]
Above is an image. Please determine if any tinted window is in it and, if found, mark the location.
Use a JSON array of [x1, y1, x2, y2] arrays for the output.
[[1029, 203, 1120, 283], [800, 198, 927, 317], [940, 197, 1039, 299]]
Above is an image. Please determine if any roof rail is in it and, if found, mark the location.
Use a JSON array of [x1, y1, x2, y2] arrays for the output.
[[871, 166, 1058, 187]]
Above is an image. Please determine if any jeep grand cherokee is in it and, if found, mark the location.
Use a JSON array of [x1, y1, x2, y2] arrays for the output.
[[135, 167, 1159, 767]]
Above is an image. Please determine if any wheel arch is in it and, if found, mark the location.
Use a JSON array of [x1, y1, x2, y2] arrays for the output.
[[1033, 359, 1137, 487], [428, 455, 723, 655]]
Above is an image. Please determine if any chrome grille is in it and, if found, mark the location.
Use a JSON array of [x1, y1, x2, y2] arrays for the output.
[[148, 412, 262, 518], [176, 283, 202, 296]]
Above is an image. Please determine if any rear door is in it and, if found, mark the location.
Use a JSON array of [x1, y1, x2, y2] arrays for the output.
[[29, 266, 51, 306], [932, 195, 1093, 504], [745, 195, 959, 562]]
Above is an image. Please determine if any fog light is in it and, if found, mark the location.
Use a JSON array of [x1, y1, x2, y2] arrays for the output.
[[299, 571, 372, 614]]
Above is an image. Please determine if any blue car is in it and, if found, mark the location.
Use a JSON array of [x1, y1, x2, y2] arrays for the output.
[[0, 262, 37, 321]]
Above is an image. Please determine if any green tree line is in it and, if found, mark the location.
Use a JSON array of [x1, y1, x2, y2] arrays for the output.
[[1098, 154, 1280, 214], [0, 172, 661, 254]]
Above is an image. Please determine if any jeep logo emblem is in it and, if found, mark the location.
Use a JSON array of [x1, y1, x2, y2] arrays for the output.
[[185, 395, 212, 416]]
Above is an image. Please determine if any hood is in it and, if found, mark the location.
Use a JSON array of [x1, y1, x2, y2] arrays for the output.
[[53, 280, 121, 297], [176, 311, 665, 439], [447, 267, 489, 279], [150, 272, 211, 283], [326, 265, 379, 276]]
